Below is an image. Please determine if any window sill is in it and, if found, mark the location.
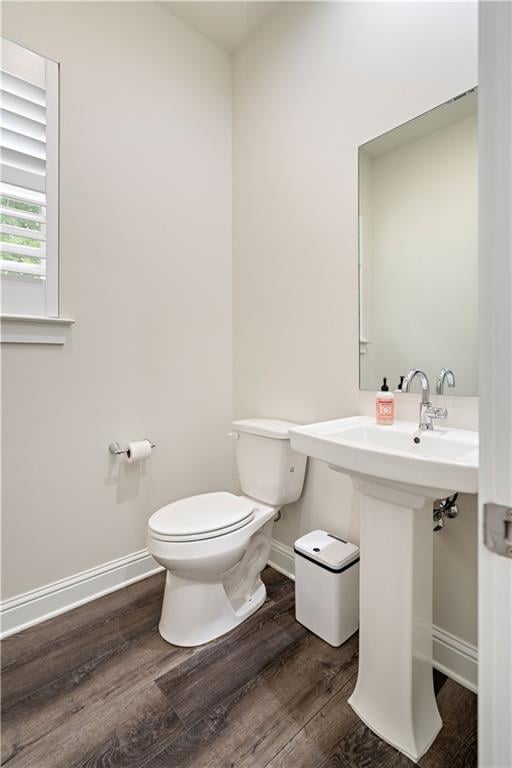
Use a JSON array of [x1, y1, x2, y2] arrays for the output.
[[1, 314, 75, 344]]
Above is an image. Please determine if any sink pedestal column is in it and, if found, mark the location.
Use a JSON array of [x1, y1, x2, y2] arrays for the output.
[[348, 476, 442, 763]]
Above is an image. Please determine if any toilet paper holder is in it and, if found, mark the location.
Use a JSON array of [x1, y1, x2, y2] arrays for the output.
[[109, 440, 156, 456]]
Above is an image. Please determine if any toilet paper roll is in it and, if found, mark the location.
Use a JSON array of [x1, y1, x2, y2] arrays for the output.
[[126, 440, 152, 463]]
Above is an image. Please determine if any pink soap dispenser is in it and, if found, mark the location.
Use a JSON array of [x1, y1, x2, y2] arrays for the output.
[[376, 377, 395, 425]]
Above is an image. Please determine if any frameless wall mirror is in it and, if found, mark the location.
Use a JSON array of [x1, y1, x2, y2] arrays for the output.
[[359, 89, 478, 396]]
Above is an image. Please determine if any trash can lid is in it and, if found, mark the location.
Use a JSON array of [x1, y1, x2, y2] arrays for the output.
[[294, 530, 359, 572]]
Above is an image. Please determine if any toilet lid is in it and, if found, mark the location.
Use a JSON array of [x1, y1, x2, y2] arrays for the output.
[[148, 492, 256, 539]]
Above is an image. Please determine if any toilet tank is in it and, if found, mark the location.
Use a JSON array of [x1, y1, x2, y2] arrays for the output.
[[232, 418, 307, 507]]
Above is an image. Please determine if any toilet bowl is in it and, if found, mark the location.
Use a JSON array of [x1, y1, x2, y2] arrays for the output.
[[147, 419, 307, 647], [148, 492, 276, 646]]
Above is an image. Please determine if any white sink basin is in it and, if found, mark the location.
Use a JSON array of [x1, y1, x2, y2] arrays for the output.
[[289, 415, 479, 762], [290, 415, 478, 498]]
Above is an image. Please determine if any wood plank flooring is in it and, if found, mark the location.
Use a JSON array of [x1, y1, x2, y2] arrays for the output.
[[1, 568, 477, 768]]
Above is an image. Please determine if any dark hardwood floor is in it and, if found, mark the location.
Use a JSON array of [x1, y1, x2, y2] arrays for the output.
[[1, 568, 477, 768]]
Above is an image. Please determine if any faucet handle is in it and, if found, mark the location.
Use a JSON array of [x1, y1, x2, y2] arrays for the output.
[[425, 406, 448, 420]]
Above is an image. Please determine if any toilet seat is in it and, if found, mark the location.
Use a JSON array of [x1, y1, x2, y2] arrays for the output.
[[148, 492, 256, 543]]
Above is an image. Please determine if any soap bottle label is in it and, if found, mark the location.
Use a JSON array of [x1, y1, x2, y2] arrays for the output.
[[376, 397, 394, 424]]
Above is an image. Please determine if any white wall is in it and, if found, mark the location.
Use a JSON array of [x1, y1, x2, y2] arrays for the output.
[[1, 2, 233, 599], [233, 2, 478, 649], [362, 113, 478, 395]]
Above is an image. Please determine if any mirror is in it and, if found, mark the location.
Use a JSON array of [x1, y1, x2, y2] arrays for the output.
[[359, 90, 478, 396]]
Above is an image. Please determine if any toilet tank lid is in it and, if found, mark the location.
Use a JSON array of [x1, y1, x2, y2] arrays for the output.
[[232, 418, 300, 439]]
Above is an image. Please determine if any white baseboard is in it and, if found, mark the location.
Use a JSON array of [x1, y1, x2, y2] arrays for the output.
[[268, 538, 478, 693], [268, 538, 295, 581], [0, 549, 163, 639], [432, 625, 478, 693]]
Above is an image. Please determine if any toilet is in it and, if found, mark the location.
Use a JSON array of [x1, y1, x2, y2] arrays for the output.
[[147, 418, 307, 647]]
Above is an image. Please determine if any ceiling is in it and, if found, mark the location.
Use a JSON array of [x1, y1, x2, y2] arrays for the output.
[[160, 2, 281, 53]]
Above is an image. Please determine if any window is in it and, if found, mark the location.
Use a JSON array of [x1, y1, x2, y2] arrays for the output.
[[1, 38, 59, 318]]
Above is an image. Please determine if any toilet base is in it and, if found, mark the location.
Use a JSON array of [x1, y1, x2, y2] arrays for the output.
[[158, 571, 267, 647]]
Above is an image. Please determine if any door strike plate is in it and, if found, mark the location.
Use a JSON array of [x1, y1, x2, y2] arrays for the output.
[[484, 503, 512, 558]]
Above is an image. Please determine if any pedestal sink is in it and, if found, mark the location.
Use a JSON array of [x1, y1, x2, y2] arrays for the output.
[[289, 416, 478, 762]]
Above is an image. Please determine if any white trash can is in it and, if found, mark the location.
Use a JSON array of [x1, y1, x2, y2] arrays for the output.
[[294, 529, 360, 647]]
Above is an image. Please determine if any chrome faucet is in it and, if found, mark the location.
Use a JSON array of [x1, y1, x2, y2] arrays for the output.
[[436, 368, 456, 395], [402, 368, 448, 431]]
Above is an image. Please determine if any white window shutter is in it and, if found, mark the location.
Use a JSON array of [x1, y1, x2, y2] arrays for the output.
[[0, 38, 59, 317], [1, 71, 46, 192]]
